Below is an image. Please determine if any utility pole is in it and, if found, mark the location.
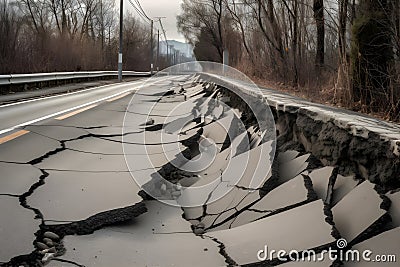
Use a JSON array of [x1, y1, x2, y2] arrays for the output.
[[154, 17, 166, 71], [150, 19, 153, 74], [118, 0, 123, 82], [169, 45, 174, 66], [167, 45, 169, 66], [157, 29, 160, 71]]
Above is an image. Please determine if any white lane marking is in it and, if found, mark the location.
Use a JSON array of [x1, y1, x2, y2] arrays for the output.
[[0, 76, 171, 136], [0, 80, 144, 108]]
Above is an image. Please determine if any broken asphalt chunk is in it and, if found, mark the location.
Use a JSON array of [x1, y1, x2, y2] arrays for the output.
[[387, 190, 400, 227], [28, 171, 143, 222], [59, 201, 225, 267], [208, 200, 335, 265], [0, 196, 40, 262], [0, 162, 43, 196], [331, 180, 387, 243], [345, 227, 399, 266]]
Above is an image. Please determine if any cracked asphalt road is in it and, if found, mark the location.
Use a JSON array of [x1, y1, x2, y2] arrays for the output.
[[0, 73, 399, 267], [0, 77, 156, 265]]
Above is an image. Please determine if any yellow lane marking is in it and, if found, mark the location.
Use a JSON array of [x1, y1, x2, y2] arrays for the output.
[[106, 92, 131, 102], [55, 104, 98, 120], [0, 130, 30, 145]]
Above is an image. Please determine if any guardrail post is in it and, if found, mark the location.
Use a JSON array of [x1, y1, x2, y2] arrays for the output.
[[118, 0, 123, 82], [223, 50, 229, 74]]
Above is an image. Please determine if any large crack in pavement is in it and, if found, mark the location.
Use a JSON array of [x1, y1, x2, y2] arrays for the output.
[[143, 76, 399, 266], [203, 235, 238, 266], [2, 119, 156, 265], [18, 169, 49, 222], [2, 125, 150, 266], [1, 76, 222, 266]]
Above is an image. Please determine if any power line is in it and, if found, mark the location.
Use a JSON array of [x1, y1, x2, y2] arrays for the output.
[[127, 0, 145, 17], [133, 0, 151, 21], [127, 0, 151, 25]]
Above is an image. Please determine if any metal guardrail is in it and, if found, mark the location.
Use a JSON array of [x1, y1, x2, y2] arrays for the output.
[[0, 71, 151, 86]]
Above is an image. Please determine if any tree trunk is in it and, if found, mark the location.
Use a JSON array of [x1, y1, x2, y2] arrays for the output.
[[350, 0, 393, 111], [313, 0, 324, 68], [338, 0, 348, 59], [61, 0, 67, 37], [292, 0, 299, 85], [25, 0, 39, 33]]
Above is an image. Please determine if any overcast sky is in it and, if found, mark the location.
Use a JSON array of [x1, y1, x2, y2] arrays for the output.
[[122, 0, 185, 42]]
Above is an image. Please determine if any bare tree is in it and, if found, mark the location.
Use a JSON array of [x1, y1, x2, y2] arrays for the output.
[[0, 0, 153, 74], [313, 0, 324, 68], [177, 0, 229, 62]]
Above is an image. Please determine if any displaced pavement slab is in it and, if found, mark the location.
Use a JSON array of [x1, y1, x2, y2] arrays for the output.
[[229, 174, 311, 228], [226, 141, 274, 189], [344, 227, 400, 266], [277, 150, 300, 164], [191, 148, 321, 231], [28, 171, 142, 222], [308, 166, 335, 202], [251, 174, 309, 212], [182, 141, 274, 230], [0, 162, 43, 195], [230, 175, 309, 228], [0, 196, 40, 262], [278, 154, 310, 184], [387, 191, 400, 227], [331, 174, 359, 206], [199, 150, 307, 229], [331, 180, 386, 242], [208, 200, 335, 265], [58, 201, 226, 267]]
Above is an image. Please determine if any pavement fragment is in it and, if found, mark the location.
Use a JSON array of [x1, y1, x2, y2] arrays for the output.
[[0, 196, 40, 262], [28, 171, 143, 222], [387, 190, 400, 227], [0, 162, 43, 195], [345, 227, 399, 266], [331, 181, 387, 242], [59, 201, 225, 267], [208, 200, 335, 265]]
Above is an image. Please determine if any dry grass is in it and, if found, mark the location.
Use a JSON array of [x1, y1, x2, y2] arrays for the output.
[[253, 76, 398, 124]]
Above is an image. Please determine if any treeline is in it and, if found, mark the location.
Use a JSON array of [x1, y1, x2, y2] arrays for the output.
[[177, 0, 400, 121], [0, 0, 153, 74]]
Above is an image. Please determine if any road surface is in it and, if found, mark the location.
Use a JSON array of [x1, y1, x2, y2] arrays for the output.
[[0, 75, 398, 267]]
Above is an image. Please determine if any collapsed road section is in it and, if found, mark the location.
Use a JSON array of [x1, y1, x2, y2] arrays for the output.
[[0, 65, 399, 266]]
